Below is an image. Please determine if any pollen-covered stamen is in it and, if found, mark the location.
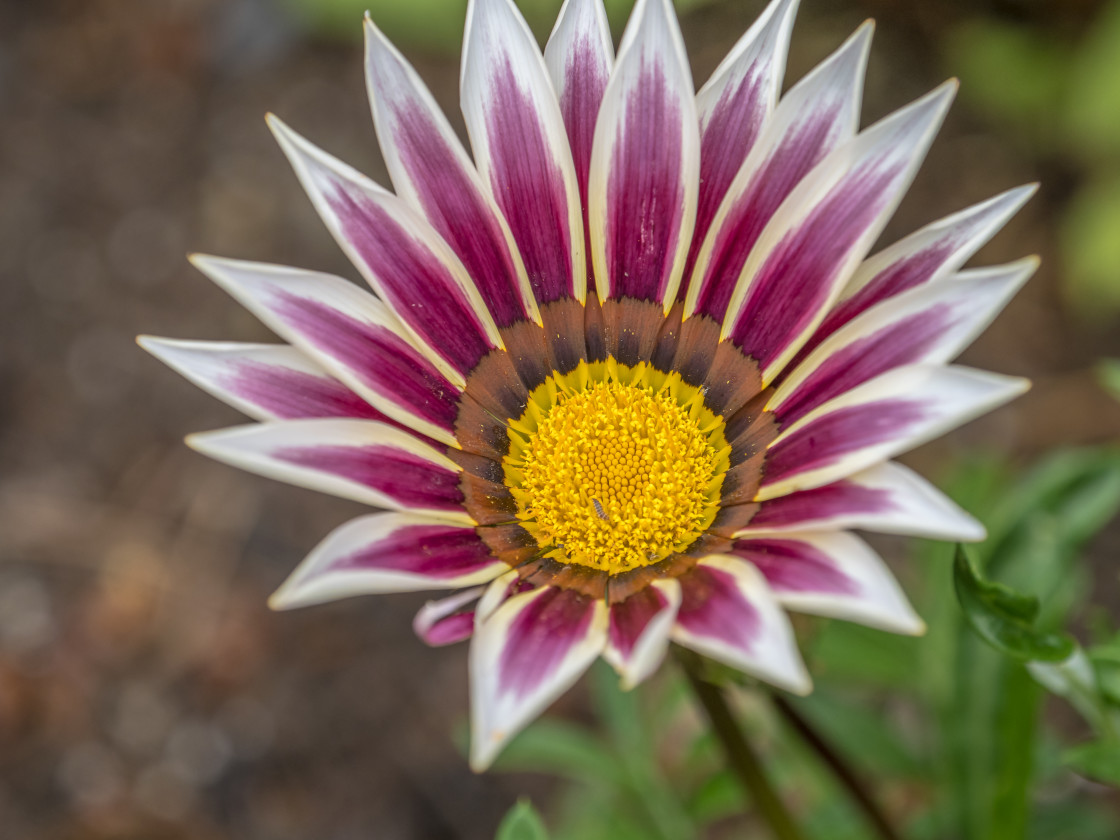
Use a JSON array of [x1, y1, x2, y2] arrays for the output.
[[506, 363, 728, 575]]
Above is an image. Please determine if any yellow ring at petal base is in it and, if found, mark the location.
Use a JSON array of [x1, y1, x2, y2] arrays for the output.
[[503, 359, 730, 576]]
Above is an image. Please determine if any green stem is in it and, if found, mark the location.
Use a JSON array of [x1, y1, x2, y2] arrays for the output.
[[678, 653, 804, 840], [771, 695, 903, 840]]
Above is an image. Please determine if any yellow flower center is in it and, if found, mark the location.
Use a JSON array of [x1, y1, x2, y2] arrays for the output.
[[504, 361, 728, 575]]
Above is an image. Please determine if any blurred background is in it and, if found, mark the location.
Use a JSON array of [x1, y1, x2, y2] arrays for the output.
[[1, 0, 1120, 837]]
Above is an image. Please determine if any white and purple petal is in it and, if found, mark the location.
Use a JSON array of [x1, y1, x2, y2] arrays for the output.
[[723, 81, 957, 382], [688, 0, 798, 275], [759, 364, 1030, 500], [268, 116, 501, 379], [190, 256, 461, 445], [603, 579, 681, 690], [741, 461, 985, 541], [731, 532, 924, 634], [544, 0, 614, 290], [686, 22, 871, 321], [671, 556, 810, 693], [474, 568, 529, 625], [806, 183, 1038, 353], [137, 338, 394, 425], [588, 0, 699, 309], [769, 257, 1038, 424], [270, 515, 504, 609], [470, 585, 608, 770], [414, 586, 486, 647], [462, 0, 584, 304], [186, 418, 470, 516], [364, 17, 538, 327]]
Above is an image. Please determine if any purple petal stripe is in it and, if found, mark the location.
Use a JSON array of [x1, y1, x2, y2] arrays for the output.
[[392, 102, 529, 327], [691, 108, 844, 320], [727, 163, 899, 367], [329, 525, 494, 579], [608, 585, 669, 661], [774, 307, 947, 424], [748, 480, 893, 530], [222, 361, 397, 423], [328, 189, 494, 375], [687, 70, 768, 289], [732, 538, 857, 595], [275, 444, 464, 510], [603, 62, 686, 303], [482, 58, 575, 304], [763, 399, 928, 488], [797, 185, 1036, 361], [676, 563, 761, 651], [422, 611, 475, 646], [557, 35, 609, 285], [275, 293, 459, 434], [498, 587, 597, 702]]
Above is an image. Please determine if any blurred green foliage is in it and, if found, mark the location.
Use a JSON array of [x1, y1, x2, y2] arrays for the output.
[[274, 0, 714, 49], [947, 0, 1120, 321]]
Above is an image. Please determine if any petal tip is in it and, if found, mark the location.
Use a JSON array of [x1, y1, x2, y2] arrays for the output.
[[957, 518, 988, 543], [183, 431, 207, 453], [267, 584, 300, 611], [135, 334, 160, 352], [783, 668, 813, 697], [468, 728, 506, 773]]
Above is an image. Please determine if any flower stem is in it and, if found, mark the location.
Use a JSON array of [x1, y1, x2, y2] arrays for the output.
[[772, 695, 902, 840], [678, 653, 804, 840]]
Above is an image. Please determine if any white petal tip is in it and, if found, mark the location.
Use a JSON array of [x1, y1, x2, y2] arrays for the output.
[[267, 587, 299, 611], [780, 671, 814, 696], [955, 519, 989, 542], [183, 431, 214, 454], [187, 252, 226, 276], [469, 735, 505, 773], [938, 77, 961, 99], [363, 13, 387, 43]]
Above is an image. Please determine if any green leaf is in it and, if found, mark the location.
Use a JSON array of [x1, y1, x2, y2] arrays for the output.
[[1063, 741, 1120, 786], [278, 0, 468, 49], [1061, 175, 1120, 322], [1030, 651, 1116, 737], [943, 17, 1068, 151], [953, 545, 1076, 662], [1096, 359, 1120, 404], [496, 799, 550, 840], [683, 770, 741, 825], [1064, 0, 1120, 160], [491, 719, 626, 785], [808, 620, 921, 687]]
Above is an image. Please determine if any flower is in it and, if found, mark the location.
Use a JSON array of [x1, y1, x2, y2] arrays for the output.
[[140, 0, 1036, 771]]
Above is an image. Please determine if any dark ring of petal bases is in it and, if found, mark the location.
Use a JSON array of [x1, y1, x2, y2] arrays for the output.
[[447, 294, 779, 604]]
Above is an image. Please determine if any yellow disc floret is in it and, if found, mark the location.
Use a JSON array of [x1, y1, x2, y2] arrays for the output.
[[504, 361, 728, 575]]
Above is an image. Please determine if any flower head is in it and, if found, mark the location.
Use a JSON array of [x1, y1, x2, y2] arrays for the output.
[[141, 0, 1035, 770]]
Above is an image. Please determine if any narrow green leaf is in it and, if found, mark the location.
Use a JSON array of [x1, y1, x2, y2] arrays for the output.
[[1063, 742, 1120, 786], [953, 546, 1075, 662], [496, 799, 550, 840]]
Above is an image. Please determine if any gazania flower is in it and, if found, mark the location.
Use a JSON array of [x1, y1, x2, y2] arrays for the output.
[[141, 0, 1035, 770]]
